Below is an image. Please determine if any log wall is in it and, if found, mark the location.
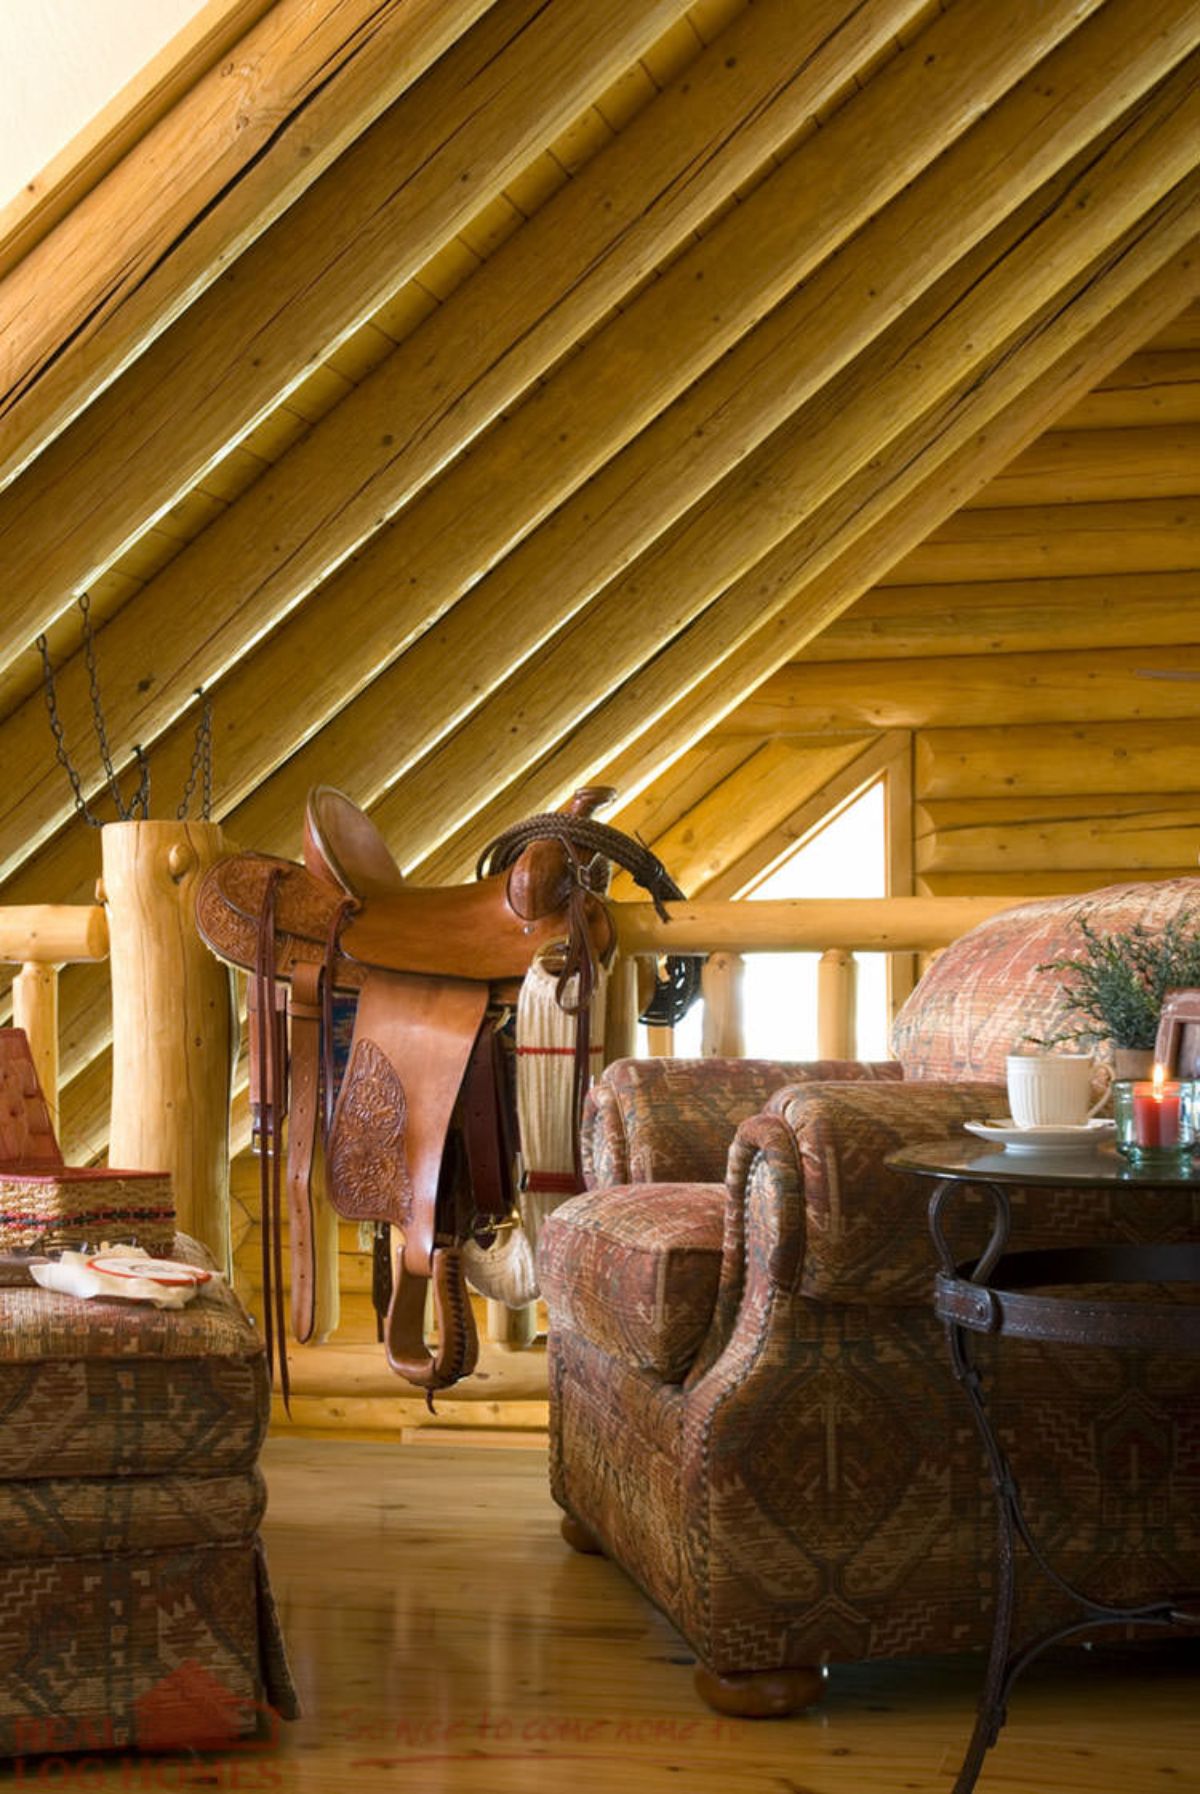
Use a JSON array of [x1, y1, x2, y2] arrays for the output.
[[718, 303, 1200, 903]]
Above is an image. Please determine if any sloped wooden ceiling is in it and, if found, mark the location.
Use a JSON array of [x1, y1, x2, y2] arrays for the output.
[[0, 0, 1197, 1158]]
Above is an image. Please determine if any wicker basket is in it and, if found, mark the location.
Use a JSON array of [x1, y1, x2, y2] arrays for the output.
[[0, 1166, 175, 1254]]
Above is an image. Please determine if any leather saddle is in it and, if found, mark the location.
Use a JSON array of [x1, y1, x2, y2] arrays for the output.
[[196, 785, 617, 1399]]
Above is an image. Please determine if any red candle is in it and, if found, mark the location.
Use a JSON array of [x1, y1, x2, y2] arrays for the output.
[[1131, 1064, 1183, 1147]]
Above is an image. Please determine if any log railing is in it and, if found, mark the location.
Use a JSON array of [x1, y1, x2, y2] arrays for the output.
[[2, 884, 1018, 1391], [607, 896, 1017, 1062], [0, 904, 109, 1136]]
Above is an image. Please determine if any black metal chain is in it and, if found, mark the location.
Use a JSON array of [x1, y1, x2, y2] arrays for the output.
[[478, 812, 703, 1025], [36, 595, 213, 824], [177, 690, 214, 820]]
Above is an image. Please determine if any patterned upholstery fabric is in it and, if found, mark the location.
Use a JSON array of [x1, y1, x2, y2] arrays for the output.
[[548, 1101, 1200, 1675], [772, 1081, 1200, 1306], [0, 1257, 268, 1479], [539, 1184, 725, 1381], [0, 1544, 288, 1756], [892, 876, 1200, 1081], [0, 1233, 297, 1755], [0, 1469, 266, 1561], [546, 891, 1200, 1685], [549, 1288, 1200, 1675], [582, 1056, 901, 1187]]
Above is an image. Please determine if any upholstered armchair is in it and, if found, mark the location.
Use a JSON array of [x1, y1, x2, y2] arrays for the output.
[[539, 877, 1200, 1716]]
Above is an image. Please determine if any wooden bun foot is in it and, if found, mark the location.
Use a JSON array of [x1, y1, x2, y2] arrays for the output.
[[559, 1514, 604, 1555], [693, 1663, 824, 1718]]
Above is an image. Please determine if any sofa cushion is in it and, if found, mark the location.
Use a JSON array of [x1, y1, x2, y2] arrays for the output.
[[0, 1234, 267, 1480], [539, 1183, 724, 1381], [892, 876, 1200, 1082]]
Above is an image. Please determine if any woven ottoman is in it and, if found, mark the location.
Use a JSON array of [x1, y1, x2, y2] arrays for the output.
[[0, 1234, 297, 1757]]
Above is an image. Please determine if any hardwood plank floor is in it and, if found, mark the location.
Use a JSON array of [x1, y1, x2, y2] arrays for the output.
[[255, 1438, 1198, 1794], [4, 1436, 1196, 1791]]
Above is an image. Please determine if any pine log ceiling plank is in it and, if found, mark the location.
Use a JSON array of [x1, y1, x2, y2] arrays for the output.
[[17, 47, 1200, 1111], [0, 0, 693, 665], [0, 0, 1095, 883], [66, 0, 1172, 896], [424, 231, 1200, 881], [919, 867, 1199, 897], [880, 495, 1200, 582], [0, 0, 927, 877], [0, 0, 278, 275], [697, 732, 912, 903], [1152, 299, 1200, 348], [0, 0, 498, 488], [602, 740, 765, 865], [1060, 348, 1200, 425], [736, 645, 1200, 736], [387, 70, 1200, 871], [606, 736, 874, 900], [801, 571, 1200, 661]]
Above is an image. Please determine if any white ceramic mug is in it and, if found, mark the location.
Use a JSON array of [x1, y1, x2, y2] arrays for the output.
[[1005, 1052, 1110, 1128]]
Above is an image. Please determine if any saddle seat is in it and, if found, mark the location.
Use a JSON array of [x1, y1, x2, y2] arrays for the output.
[[196, 851, 609, 988]]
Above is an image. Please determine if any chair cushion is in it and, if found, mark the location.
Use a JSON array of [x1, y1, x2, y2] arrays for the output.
[[539, 1183, 725, 1381], [892, 876, 1200, 1082]]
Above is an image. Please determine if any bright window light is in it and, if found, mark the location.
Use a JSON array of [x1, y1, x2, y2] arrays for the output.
[[742, 780, 889, 1062], [645, 779, 891, 1061]]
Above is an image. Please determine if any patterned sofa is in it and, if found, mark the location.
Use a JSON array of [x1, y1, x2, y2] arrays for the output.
[[539, 876, 1200, 1715]]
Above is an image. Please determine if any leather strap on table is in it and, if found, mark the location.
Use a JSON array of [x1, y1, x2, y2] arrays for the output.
[[935, 1243, 1200, 1350]]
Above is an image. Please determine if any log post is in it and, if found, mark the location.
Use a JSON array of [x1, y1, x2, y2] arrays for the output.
[[817, 949, 857, 1059], [603, 953, 639, 1066], [701, 952, 744, 1058], [12, 963, 59, 1134], [646, 1025, 675, 1057], [486, 1298, 539, 1350], [102, 821, 236, 1272]]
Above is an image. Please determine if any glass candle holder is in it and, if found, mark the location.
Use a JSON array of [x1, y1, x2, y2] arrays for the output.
[[1112, 1075, 1199, 1168]]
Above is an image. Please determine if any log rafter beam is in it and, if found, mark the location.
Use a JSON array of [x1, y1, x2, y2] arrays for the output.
[[38, 0, 1169, 903], [396, 70, 1200, 872], [0, 0, 497, 488], [418, 227, 1199, 883], [0, 0, 929, 880], [0, 0, 696, 670], [47, 249, 1200, 1158], [18, 192, 1200, 1144], [796, 571, 1200, 662], [0, 0, 1061, 882]]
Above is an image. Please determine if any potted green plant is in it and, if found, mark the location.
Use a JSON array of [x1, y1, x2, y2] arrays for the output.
[[1033, 911, 1200, 1076]]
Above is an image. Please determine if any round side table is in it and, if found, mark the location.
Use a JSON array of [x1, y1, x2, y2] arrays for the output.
[[887, 1137, 1200, 1794]]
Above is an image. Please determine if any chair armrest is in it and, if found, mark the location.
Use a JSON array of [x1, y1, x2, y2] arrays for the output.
[[697, 1078, 1200, 1371], [688, 1082, 1005, 1380], [583, 1056, 902, 1187]]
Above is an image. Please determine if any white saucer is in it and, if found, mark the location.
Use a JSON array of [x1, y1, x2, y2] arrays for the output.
[[963, 1118, 1116, 1154]]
